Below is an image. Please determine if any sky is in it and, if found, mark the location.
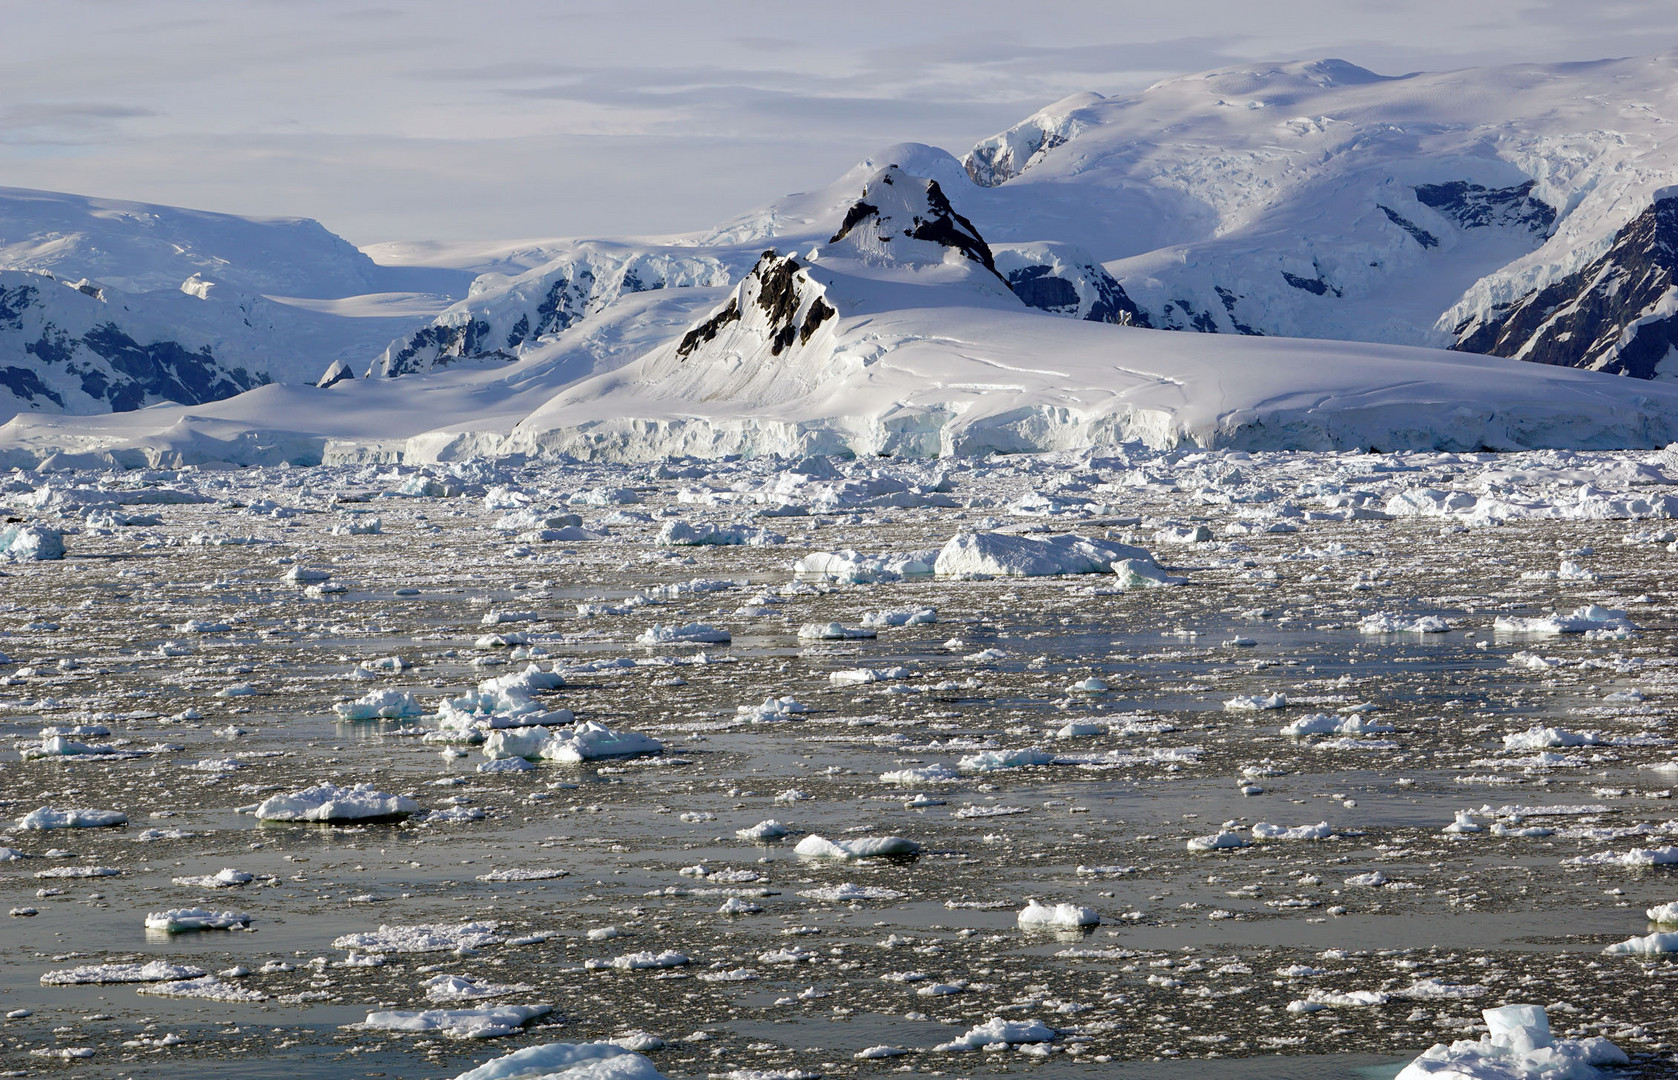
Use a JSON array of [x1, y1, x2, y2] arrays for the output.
[[3, 0, 1678, 249]]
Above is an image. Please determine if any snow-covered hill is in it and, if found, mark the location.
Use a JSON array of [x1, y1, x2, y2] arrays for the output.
[[0, 186, 472, 419]]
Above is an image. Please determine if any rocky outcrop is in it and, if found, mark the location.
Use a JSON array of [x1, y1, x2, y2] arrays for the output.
[[372, 246, 730, 377], [992, 243, 1150, 326], [676, 250, 835, 361], [1451, 192, 1678, 377], [0, 271, 264, 414], [825, 166, 1005, 281]]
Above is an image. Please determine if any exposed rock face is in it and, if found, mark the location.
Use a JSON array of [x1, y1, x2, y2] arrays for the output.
[[0, 271, 264, 414], [373, 248, 730, 377], [825, 166, 1004, 280], [1415, 180, 1555, 235], [676, 251, 835, 361], [992, 243, 1150, 326], [1451, 193, 1678, 377]]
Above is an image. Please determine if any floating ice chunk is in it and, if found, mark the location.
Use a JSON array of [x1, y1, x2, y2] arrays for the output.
[[330, 517, 382, 536], [1502, 726, 1604, 750], [137, 975, 268, 1002], [483, 721, 662, 763], [1443, 811, 1484, 834], [35, 865, 122, 879], [16, 807, 126, 830], [861, 607, 937, 628], [1252, 822, 1333, 841], [719, 897, 763, 915], [636, 623, 730, 645], [21, 736, 131, 759], [934, 531, 1159, 579], [879, 764, 961, 784], [424, 974, 537, 1002], [1394, 1004, 1626, 1080], [1017, 900, 1100, 928], [737, 697, 809, 721], [357, 1004, 552, 1039], [332, 921, 503, 954], [1226, 693, 1286, 711], [284, 565, 331, 585], [798, 883, 906, 901], [1112, 558, 1186, 588], [1301, 990, 1390, 1008], [855, 1046, 908, 1060], [1154, 524, 1213, 544], [935, 1016, 1055, 1051], [795, 835, 919, 859], [334, 689, 426, 720], [658, 521, 782, 546], [1602, 931, 1678, 955], [42, 961, 206, 985], [737, 820, 788, 841], [446, 1041, 668, 1080], [1344, 871, 1389, 887], [145, 908, 251, 932], [830, 667, 908, 685], [172, 868, 254, 889], [591, 950, 688, 971], [1494, 605, 1636, 634], [1067, 677, 1109, 694], [254, 782, 418, 823], [1358, 613, 1451, 634], [1280, 713, 1392, 736], [1187, 831, 1250, 852], [475, 868, 568, 882], [1648, 902, 1678, 924], [793, 548, 938, 584], [958, 748, 1054, 772], [0, 524, 64, 561], [798, 622, 876, 640]]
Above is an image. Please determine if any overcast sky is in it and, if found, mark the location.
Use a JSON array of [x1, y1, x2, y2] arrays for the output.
[[3, 1, 1676, 248]]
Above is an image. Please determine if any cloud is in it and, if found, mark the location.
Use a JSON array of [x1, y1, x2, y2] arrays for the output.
[[5, 0, 1678, 242], [0, 102, 157, 146]]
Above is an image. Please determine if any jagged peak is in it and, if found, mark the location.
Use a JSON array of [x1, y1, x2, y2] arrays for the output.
[[822, 166, 1000, 277], [675, 249, 836, 362]]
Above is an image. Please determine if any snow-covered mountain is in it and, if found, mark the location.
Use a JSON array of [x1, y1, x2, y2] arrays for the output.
[[951, 55, 1678, 374], [0, 270, 263, 412], [0, 186, 472, 419], [14, 53, 1678, 463]]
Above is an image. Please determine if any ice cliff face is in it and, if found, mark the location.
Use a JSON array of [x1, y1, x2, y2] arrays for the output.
[[0, 270, 265, 414]]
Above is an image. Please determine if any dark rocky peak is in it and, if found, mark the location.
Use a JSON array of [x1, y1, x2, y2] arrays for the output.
[[1451, 191, 1678, 377], [1415, 180, 1555, 235], [677, 250, 835, 361], [825, 166, 1002, 278]]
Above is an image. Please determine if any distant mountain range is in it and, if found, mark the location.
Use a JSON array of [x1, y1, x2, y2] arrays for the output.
[[9, 54, 1678, 464]]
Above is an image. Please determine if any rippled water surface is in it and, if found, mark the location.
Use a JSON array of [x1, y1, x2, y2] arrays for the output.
[[4, 448, 1678, 1079]]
